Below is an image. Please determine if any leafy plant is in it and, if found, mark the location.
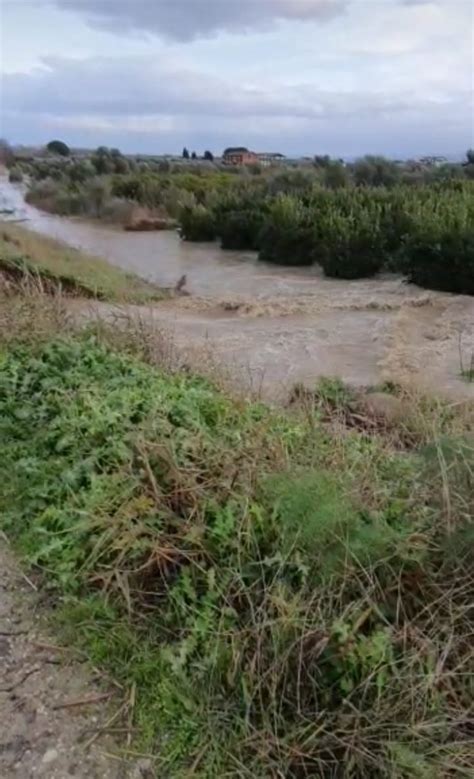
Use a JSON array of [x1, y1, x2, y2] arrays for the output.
[[258, 194, 314, 265], [218, 209, 264, 250], [179, 205, 216, 241], [8, 166, 23, 183], [0, 325, 472, 777]]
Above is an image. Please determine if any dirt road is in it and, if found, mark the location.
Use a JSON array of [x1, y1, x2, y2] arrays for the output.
[[0, 540, 153, 779]]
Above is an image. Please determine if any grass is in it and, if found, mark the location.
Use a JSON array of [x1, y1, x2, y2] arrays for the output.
[[460, 359, 474, 384], [0, 223, 167, 302], [0, 290, 473, 777], [458, 337, 474, 383], [460, 366, 474, 383]]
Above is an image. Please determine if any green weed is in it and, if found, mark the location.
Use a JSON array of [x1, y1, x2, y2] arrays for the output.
[[0, 328, 472, 776]]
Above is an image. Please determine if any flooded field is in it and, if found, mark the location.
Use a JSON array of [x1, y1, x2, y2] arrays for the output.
[[1, 178, 473, 399]]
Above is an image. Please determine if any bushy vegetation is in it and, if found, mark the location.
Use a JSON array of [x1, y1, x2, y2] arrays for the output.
[[179, 204, 216, 241], [219, 208, 264, 250], [258, 195, 315, 265], [0, 138, 14, 166], [401, 185, 474, 294], [8, 166, 23, 183], [0, 300, 473, 777], [405, 230, 474, 294], [215, 181, 474, 288], [25, 177, 113, 218], [47, 138, 70, 157], [207, 180, 474, 288], [15, 147, 474, 293], [317, 209, 385, 278]]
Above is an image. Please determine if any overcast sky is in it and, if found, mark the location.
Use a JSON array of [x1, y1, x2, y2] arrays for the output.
[[1, 0, 473, 157]]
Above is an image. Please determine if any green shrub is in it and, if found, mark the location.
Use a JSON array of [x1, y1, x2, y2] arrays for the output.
[[267, 169, 315, 196], [379, 194, 413, 255], [317, 209, 385, 279], [53, 189, 87, 216], [352, 155, 401, 187], [83, 177, 111, 218], [401, 190, 474, 294], [163, 185, 196, 218], [68, 160, 95, 184], [111, 173, 165, 208], [25, 179, 62, 212], [8, 167, 23, 183], [267, 470, 415, 580], [219, 209, 264, 250], [404, 230, 474, 294], [28, 161, 60, 181], [259, 195, 314, 265], [322, 161, 350, 189], [179, 205, 215, 241], [46, 139, 70, 157]]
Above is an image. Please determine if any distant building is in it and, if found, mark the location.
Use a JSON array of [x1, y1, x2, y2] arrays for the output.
[[256, 152, 286, 167], [222, 147, 259, 166], [283, 157, 314, 168]]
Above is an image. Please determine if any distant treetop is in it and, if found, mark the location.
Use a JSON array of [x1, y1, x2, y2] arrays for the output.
[[46, 139, 70, 157], [0, 139, 14, 166]]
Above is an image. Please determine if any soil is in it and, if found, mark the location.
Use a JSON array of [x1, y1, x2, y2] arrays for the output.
[[0, 539, 155, 779]]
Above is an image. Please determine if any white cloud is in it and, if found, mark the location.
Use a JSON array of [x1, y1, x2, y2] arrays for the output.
[[3, 53, 466, 121], [2, 0, 472, 155], [2, 53, 470, 155]]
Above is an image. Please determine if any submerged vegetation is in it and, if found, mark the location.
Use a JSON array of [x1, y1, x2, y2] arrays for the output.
[[0, 284, 473, 776], [11, 145, 474, 294], [180, 181, 474, 291]]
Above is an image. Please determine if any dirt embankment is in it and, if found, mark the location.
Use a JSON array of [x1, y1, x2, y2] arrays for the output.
[[123, 206, 177, 232]]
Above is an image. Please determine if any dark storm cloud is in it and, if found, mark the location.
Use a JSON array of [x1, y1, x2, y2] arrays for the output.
[[45, 0, 348, 40]]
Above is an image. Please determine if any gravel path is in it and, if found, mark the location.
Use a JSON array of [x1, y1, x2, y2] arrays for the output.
[[0, 539, 154, 779]]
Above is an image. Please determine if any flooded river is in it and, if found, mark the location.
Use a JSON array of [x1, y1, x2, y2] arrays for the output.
[[1, 178, 473, 400]]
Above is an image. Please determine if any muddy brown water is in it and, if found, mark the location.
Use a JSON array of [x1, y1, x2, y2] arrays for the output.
[[1, 178, 473, 400]]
